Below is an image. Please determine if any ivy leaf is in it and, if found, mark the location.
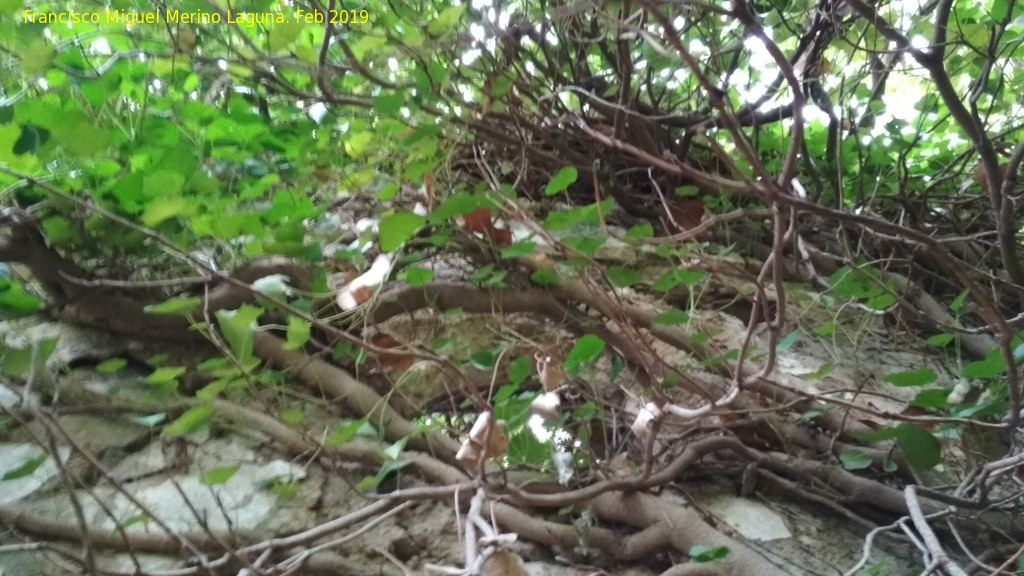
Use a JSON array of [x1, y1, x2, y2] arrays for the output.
[[379, 212, 426, 252], [544, 167, 578, 195]]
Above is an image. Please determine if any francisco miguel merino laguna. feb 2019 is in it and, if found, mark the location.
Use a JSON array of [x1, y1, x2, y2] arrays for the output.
[[22, 9, 298, 29]]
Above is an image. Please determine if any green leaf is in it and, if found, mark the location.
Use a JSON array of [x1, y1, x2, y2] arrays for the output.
[[544, 167, 578, 195], [379, 212, 426, 252], [470, 350, 497, 370], [13, 124, 41, 155], [949, 289, 969, 313], [911, 389, 948, 410], [530, 269, 559, 285], [374, 92, 406, 115], [562, 236, 606, 256], [271, 480, 299, 499], [252, 274, 291, 300], [280, 407, 304, 424], [797, 364, 834, 380], [428, 193, 491, 222], [653, 309, 689, 325], [893, 424, 941, 470], [268, 21, 305, 52], [141, 197, 190, 228], [1, 338, 57, 378], [864, 292, 895, 310], [610, 354, 624, 384], [215, 305, 263, 361], [95, 358, 127, 374], [145, 297, 201, 315], [775, 331, 798, 352], [326, 418, 368, 447], [829, 266, 875, 298], [689, 545, 730, 563], [652, 269, 706, 291], [162, 404, 214, 437], [961, 355, 1005, 379], [492, 383, 520, 402], [118, 514, 149, 530], [625, 223, 654, 239], [839, 450, 871, 470], [814, 321, 835, 336], [201, 464, 241, 485], [143, 170, 186, 198], [400, 266, 434, 285], [564, 334, 605, 376], [2, 453, 48, 481], [0, 280, 43, 313], [605, 266, 642, 288], [927, 333, 954, 347], [20, 40, 55, 75], [132, 414, 167, 427], [381, 437, 408, 461], [427, 4, 466, 35], [508, 356, 531, 386], [345, 132, 374, 157], [143, 367, 186, 385], [543, 199, 614, 231], [0, 0, 23, 16], [283, 316, 310, 351], [500, 241, 536, 258], [883, 369, 937, 387]]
